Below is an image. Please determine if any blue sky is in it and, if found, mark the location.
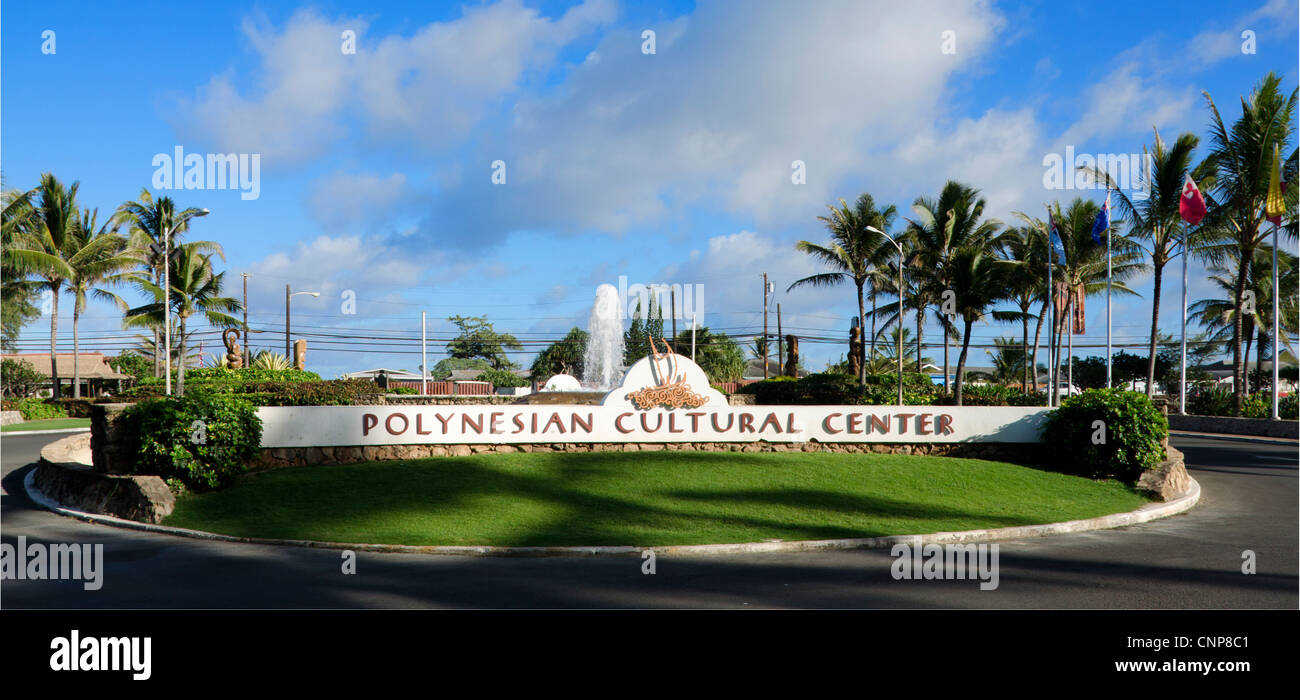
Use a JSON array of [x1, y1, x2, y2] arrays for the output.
[[3, 0, 1297, 377]]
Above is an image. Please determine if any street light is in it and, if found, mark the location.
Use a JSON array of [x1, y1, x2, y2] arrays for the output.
[[286, 286, 321, 357], [164, 208, 209, 396], [867, 226, 904, 406]]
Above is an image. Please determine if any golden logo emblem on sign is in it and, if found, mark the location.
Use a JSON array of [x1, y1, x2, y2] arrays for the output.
[[627, 336, 709, 410]]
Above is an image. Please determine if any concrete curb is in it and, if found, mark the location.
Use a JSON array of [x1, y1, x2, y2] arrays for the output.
[[2, 427, 91, 437], [23, 467, 1201, 558], [1170, 430, 1297, 447]]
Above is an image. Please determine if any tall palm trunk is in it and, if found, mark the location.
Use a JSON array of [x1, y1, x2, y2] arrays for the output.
[[856, 281, 867, 388], [153, 264, 162, 379], [49, 288, 60, 399], [1021, 310, 1030, 392], [1145, 262, 1164, 397], [1232, 255, 1249, 414], [177, 315, 187, 397], [955, 317, 975, 405], [73, 304, 81, 398], [869, 287, 877, 360], [915, 308, 923, 376], [1030, 298, 1047, 394], [1243, 318, 1255, 396], [943, 317, 950, 392]]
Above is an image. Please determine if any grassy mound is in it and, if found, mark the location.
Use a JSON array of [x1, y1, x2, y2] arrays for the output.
[[163, 451, 1148, 547]]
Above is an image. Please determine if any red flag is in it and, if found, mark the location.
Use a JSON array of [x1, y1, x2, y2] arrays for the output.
[[1179, 173, 1207, 225]]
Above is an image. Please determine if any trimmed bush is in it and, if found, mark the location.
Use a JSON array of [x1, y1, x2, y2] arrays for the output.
[[184, 367, 322, 383], [45, 397, 96, 417], [476, 368, 529, 388], [4, 397, 67, 420], [1041, 389, 1167, 485], [119, 394, 262, 491], [216, 379, 384, 406], [740, 372, 945, 405], [389, 386, 418, 395]]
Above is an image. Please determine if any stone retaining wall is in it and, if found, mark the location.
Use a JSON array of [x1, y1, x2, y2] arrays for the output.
[[36, 432, 174, 523], [1, 410, 22, 425], [253, 440, 1044, 469], [1136, 442, 1190, 502], [1168, 414, 1298, 438]]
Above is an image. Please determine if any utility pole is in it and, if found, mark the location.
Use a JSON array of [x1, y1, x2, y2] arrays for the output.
[[421, 311, 428, 396], [285, 284, 291, 357], [762, 273, 769, 379], [241, 273, 251, 368], [777, 303, 783, 376]]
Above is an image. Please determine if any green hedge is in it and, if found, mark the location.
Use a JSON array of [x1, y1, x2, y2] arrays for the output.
[[119, 394, 262, 490], [207, 379, 383, 406], [476, 368, 529, 388], [1041, 389, 1167, 485], [183, 368, 322, 383], [3, 397, 68, 420], [739, 372, 1046, 407]]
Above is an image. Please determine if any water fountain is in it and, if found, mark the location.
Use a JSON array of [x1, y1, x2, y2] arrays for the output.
[[583, 283, 626, 390], [530, 284, 625, 404]]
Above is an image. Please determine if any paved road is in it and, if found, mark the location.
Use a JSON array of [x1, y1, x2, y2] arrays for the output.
[[1, 432, 1294, 608]]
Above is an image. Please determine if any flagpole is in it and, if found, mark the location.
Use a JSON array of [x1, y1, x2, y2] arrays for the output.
[[1068, 291, 1074, 394], [1180, 222, 1188, 415], [1106, 188, 1112, 390], [1045, 205, 1055, 407], [1273, 221, 1280, 420]]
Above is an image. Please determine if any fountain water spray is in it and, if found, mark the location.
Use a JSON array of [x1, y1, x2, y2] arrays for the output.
[[583, 284, 626, 389]]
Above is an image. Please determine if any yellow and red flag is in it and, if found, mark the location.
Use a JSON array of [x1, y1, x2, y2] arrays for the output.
[[1266, 143, 1285, 226]]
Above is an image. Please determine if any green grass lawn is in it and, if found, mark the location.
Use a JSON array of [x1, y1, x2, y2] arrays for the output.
[[1, 417, 90, 432], [162, 451, 1149, 547]]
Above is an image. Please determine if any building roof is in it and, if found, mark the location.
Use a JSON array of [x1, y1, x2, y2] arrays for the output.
[[339, 368, 423, 380], [1, 353, 132, 380]]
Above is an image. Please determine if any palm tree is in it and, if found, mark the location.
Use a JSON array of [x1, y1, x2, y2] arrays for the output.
[[947, 244, 1010, 404], [905, 181, 1002, 391], [1081, 128, 1213, 396], [1, 185, 41, 351], [1049, 198, 1147, 402], [7, 174, 81, 398], [113, 189, 221, 378], [1201, 72, 1297, 413], [124, 245, 240, 396], [65, 208, 134, 397], [978, 337, 1045, 386], [789, 193, 898, 388], [995, 224, 1048, 391], [1190, 244, 1299, 391]]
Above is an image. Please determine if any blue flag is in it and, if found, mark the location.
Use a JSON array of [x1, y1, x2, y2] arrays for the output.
[[1048, 213, 1066, 264], [1091, 190, 1110, 245]]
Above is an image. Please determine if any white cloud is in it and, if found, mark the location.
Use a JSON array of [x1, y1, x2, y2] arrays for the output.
[[306, 171, 416, 231], [177, 1, 616, 165]]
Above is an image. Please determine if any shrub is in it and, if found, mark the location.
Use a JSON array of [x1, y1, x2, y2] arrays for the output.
[[1281, 394, 1298, 420], [5, 397, 67, 420], [741, 372, 946, 405], [45, 397, 96, 417], [2, 358, 46, 397], [119, 394, 262, 490], [1041, 389, 1167, 485], [1186, 385, 1236, 417], [221, 379, 384, 406], [476, 368, 529, 388], [185, 368, 322, 384], [389, 386, 418, 395], [1007, 391, 1049, 406]]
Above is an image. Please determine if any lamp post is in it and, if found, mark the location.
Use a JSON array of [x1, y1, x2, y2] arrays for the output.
[[164, 208, 209, 396], [868, 226, 904, 406], [286, 286, 321, 357]]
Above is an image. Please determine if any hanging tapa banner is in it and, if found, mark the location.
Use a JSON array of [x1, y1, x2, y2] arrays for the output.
[[1073, 282, 1086, 334]]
